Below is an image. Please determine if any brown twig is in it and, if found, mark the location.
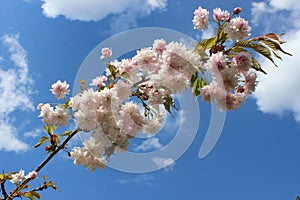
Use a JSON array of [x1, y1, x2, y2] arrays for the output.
[[6, 128, 80, 200]]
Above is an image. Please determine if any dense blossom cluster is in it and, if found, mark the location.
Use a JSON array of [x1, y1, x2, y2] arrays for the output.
[[68, 39, 201, 171], [35, 5, 286, 172], [200, 51, 256, 110]]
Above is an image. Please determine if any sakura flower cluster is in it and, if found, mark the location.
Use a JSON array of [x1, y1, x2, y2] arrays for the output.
[[193, 6, 251, 41], [201, 51, 257, 111], [35, 5, 286, 172], [37, 38, 202, 171], [68, 39, 201, 171]]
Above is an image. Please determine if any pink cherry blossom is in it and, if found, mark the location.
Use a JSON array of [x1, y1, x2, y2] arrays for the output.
[[39, 103, 55, 125], [37, 103, 44, 110], [10, 169, 25, 184], [100, 47, 112, 59], [50, 80, 70, 99], [193, 6, 209, 31], [244, 72, 257, 94], [25, 171, 38, 179], [231, 52, 252, 72], [153, 39, 166, 55], [224, 17, 251, 41], [205, 52, 227, 76], [213, 8, 231, 22], [91, 75, 107, 87], [52, 105, 71, 126]]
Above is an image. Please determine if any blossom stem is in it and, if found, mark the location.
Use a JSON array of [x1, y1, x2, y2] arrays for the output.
[[7, 128, 80, 200], [132, 78, 150, 88]]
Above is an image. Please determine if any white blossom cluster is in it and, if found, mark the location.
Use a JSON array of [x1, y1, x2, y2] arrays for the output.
[[37, 6, 260, 172], [38, 39, 201, 171], [193, 6, 251, 41]]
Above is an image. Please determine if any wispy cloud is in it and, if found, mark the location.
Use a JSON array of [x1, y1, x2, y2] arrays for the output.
[[41, 0, 168, 33], [152, 156, 175, 172], [0, 33, 35, 152], [251, 0, 300, 123], [24, 129, 42, 138], [117, 174, 155, 185], [135, 138, 163, 152]]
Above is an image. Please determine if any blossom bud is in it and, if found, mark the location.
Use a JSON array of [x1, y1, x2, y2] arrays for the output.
[[25, 171, 38, 179], [100, 47, 112, 59], [37, 103, 44, 110], [233, 7, 242, 15], [45, 145, 51, 151]]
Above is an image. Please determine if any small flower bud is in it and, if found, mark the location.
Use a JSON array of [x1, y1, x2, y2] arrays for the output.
[[37, 103, 44, 110], [25, 171, 38, 179], [234, 7, 242, 15], [45, 145, 51, 151], [100, 48, 112, 59]]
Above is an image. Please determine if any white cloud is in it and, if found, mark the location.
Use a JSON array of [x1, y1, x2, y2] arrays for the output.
[[135, 138, 163, 151], [0, 120, 29, 151], [0, 34, 34, 152], [41, 0, 167, 33], [268, 0, 300, 10], [117, 174, 155, 185], [152, 156, 175, 171], [24, 129, 42, 138], [251, 0, 300, 123]]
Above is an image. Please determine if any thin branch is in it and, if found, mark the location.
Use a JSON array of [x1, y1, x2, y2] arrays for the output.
[[1, 181, 8, 199], [132, 78, 150, 88], [7, 128, 80, 200]]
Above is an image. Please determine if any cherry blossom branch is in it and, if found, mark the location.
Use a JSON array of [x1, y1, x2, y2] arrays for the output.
[[7, 128, 80, 200]]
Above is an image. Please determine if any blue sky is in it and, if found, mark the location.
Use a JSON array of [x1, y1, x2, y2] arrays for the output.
[[1, 0, 300, 199]]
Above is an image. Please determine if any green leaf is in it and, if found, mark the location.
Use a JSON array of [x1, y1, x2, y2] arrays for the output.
[[31, 191, 40, 200], [163, 95, 177, 114], [34, 136, 49, 148], [236, 40, 278, 67], [192, 77, 202, 96], [261, 39, 292, 57], [235, 40, 252, 48], [106, 63, 119, 80], [46, 181, 59, 191], [43, 125, 52, 135], [64, 100, 71, 109], [228, 47, 247, 54], [190, 73, 197, 85], [196, 37, 217, 50], [52, 125, 58, 131], [250, 43, 278, 67], [23, 192, 35, 200], [251, 57, 267, 74], [23, 191, 40, 200], [61, 130, 72, 137], [216, 28, 228, 44]]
